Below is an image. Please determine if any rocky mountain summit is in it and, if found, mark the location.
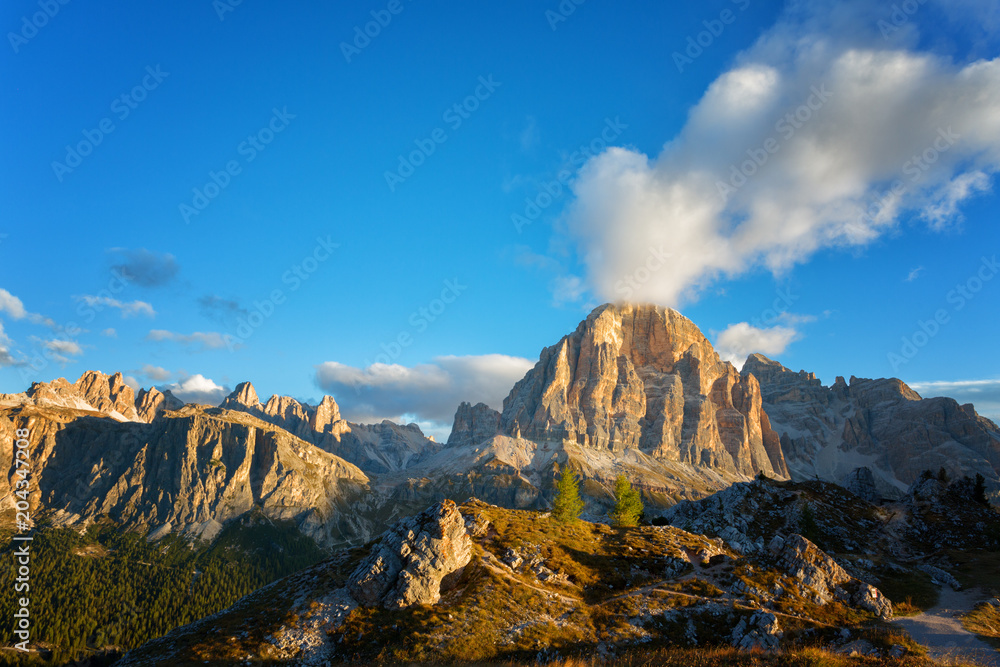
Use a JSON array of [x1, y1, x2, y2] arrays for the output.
[[0, 370, 181, 422], [217, 381, 442, 474], [742, 354, 1000, 493], [499, 304, 788, 479]]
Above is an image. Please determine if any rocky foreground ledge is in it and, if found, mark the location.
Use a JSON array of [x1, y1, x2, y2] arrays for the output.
[[113, 477, 964, 666]]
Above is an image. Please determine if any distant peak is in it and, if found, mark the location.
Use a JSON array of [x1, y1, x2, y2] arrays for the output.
[[222, 381, 260, 409]]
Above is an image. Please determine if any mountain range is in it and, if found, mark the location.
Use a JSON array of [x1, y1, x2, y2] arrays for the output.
[[3, 303, 998, 549]]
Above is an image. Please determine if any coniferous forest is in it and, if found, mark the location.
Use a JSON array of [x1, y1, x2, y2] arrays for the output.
[[0, 513, 326, 665]]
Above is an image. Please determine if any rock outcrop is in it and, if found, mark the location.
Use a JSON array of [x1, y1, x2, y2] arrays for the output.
[[73, 370, 141, 420], [1, 371, 145, 422], [135, 387, 183, 422], [731, 610, 781, 651], [447, 401, 500, 447], [220, 381, 261, 411], [347, 500, 472, 609], [840, 467, 881, 504], [772, 534, 892, 619], [742, 354, 1000, 490], [216, 383, 440, 475], [773, 534, 851, 603], [499, 304, 788, 479]]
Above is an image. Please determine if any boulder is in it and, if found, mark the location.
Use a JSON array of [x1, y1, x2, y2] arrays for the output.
[[347, 500, 472, 609], [774, 534, 850, 603], [731, 610, 781, 651]]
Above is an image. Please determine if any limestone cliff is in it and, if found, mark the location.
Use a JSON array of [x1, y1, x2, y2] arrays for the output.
[[498, 304, 788, 478], [742, 353, 1000, 490], [0, 403, 373, 546]]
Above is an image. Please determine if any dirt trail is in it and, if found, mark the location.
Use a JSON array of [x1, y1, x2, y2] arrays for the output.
[[893, 587, 1000, 666]]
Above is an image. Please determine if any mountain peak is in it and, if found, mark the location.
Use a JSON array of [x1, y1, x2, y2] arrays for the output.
[[221, 381, 260, 410], [499, 302, 788, 478]]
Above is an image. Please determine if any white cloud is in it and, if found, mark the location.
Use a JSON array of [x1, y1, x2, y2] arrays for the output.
[[511, 246, 590, 308], [906, 266, 924, 282], [27, 336, 84, 365], [559, 0, 1000, 307], [147, 330, 229, 350], [0, 288, 54, 326], [909, 378, 1000, 423], [520, 116, 540, 152], [0, 289, 27, 319], [101, 328, 117, 337], [77, 295, 155, 318], [160, 374, 229, 405], [315, 354, 535, 433], [0, 322, 25, 368], [45, 339, 83, 356], [715, 323, 801, 368]]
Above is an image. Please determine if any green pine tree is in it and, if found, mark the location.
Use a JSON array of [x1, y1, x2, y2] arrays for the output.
[[974, 473, 989, 505], [609, 474, 643, 527], [552, 467, 585, 524]]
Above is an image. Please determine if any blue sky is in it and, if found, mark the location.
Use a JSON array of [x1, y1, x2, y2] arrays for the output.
[[2, 0, 998, 438]]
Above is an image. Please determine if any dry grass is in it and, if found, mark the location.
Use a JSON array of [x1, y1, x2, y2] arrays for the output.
[[961, 602, 1000, 650], [325, 645, 941, 666]]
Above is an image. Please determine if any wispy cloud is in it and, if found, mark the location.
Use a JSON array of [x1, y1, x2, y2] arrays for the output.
[[28, 336, 85, 364], [0, 322, 26, 368], [146, 329, 229, 350], [198, 295, 249, 328], [0, 288, 55, 326], [76, 295, 155, 318], [133, 364, 172, 382], [906, 266, 924, 282]]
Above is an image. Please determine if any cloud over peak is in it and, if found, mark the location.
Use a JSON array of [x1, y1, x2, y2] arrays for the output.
[[562, 0, 1000, 307]]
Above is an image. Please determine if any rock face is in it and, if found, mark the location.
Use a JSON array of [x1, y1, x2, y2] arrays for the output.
[[773, 534, 851, 603], [1, 371, 145, 422], [447, 402, 500, 447], [73, 371, 141, 420], [220, 381, 260, 410], [742, 354, 1000, 490], [135, 387, 183, 422], [773, 534, 892, 619], [0, 403, 373, 546], [347, 500, 472, 609], [217, 383, 441, 475], [840, 467, 881, 504], [731, 610, 781, 651], [499, 304, 787, 479]]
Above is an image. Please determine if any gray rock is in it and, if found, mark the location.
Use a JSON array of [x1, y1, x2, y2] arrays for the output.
[[347, 500, 472, 609], [731, 610, 781, 651], [840, 467, 881, 504]]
